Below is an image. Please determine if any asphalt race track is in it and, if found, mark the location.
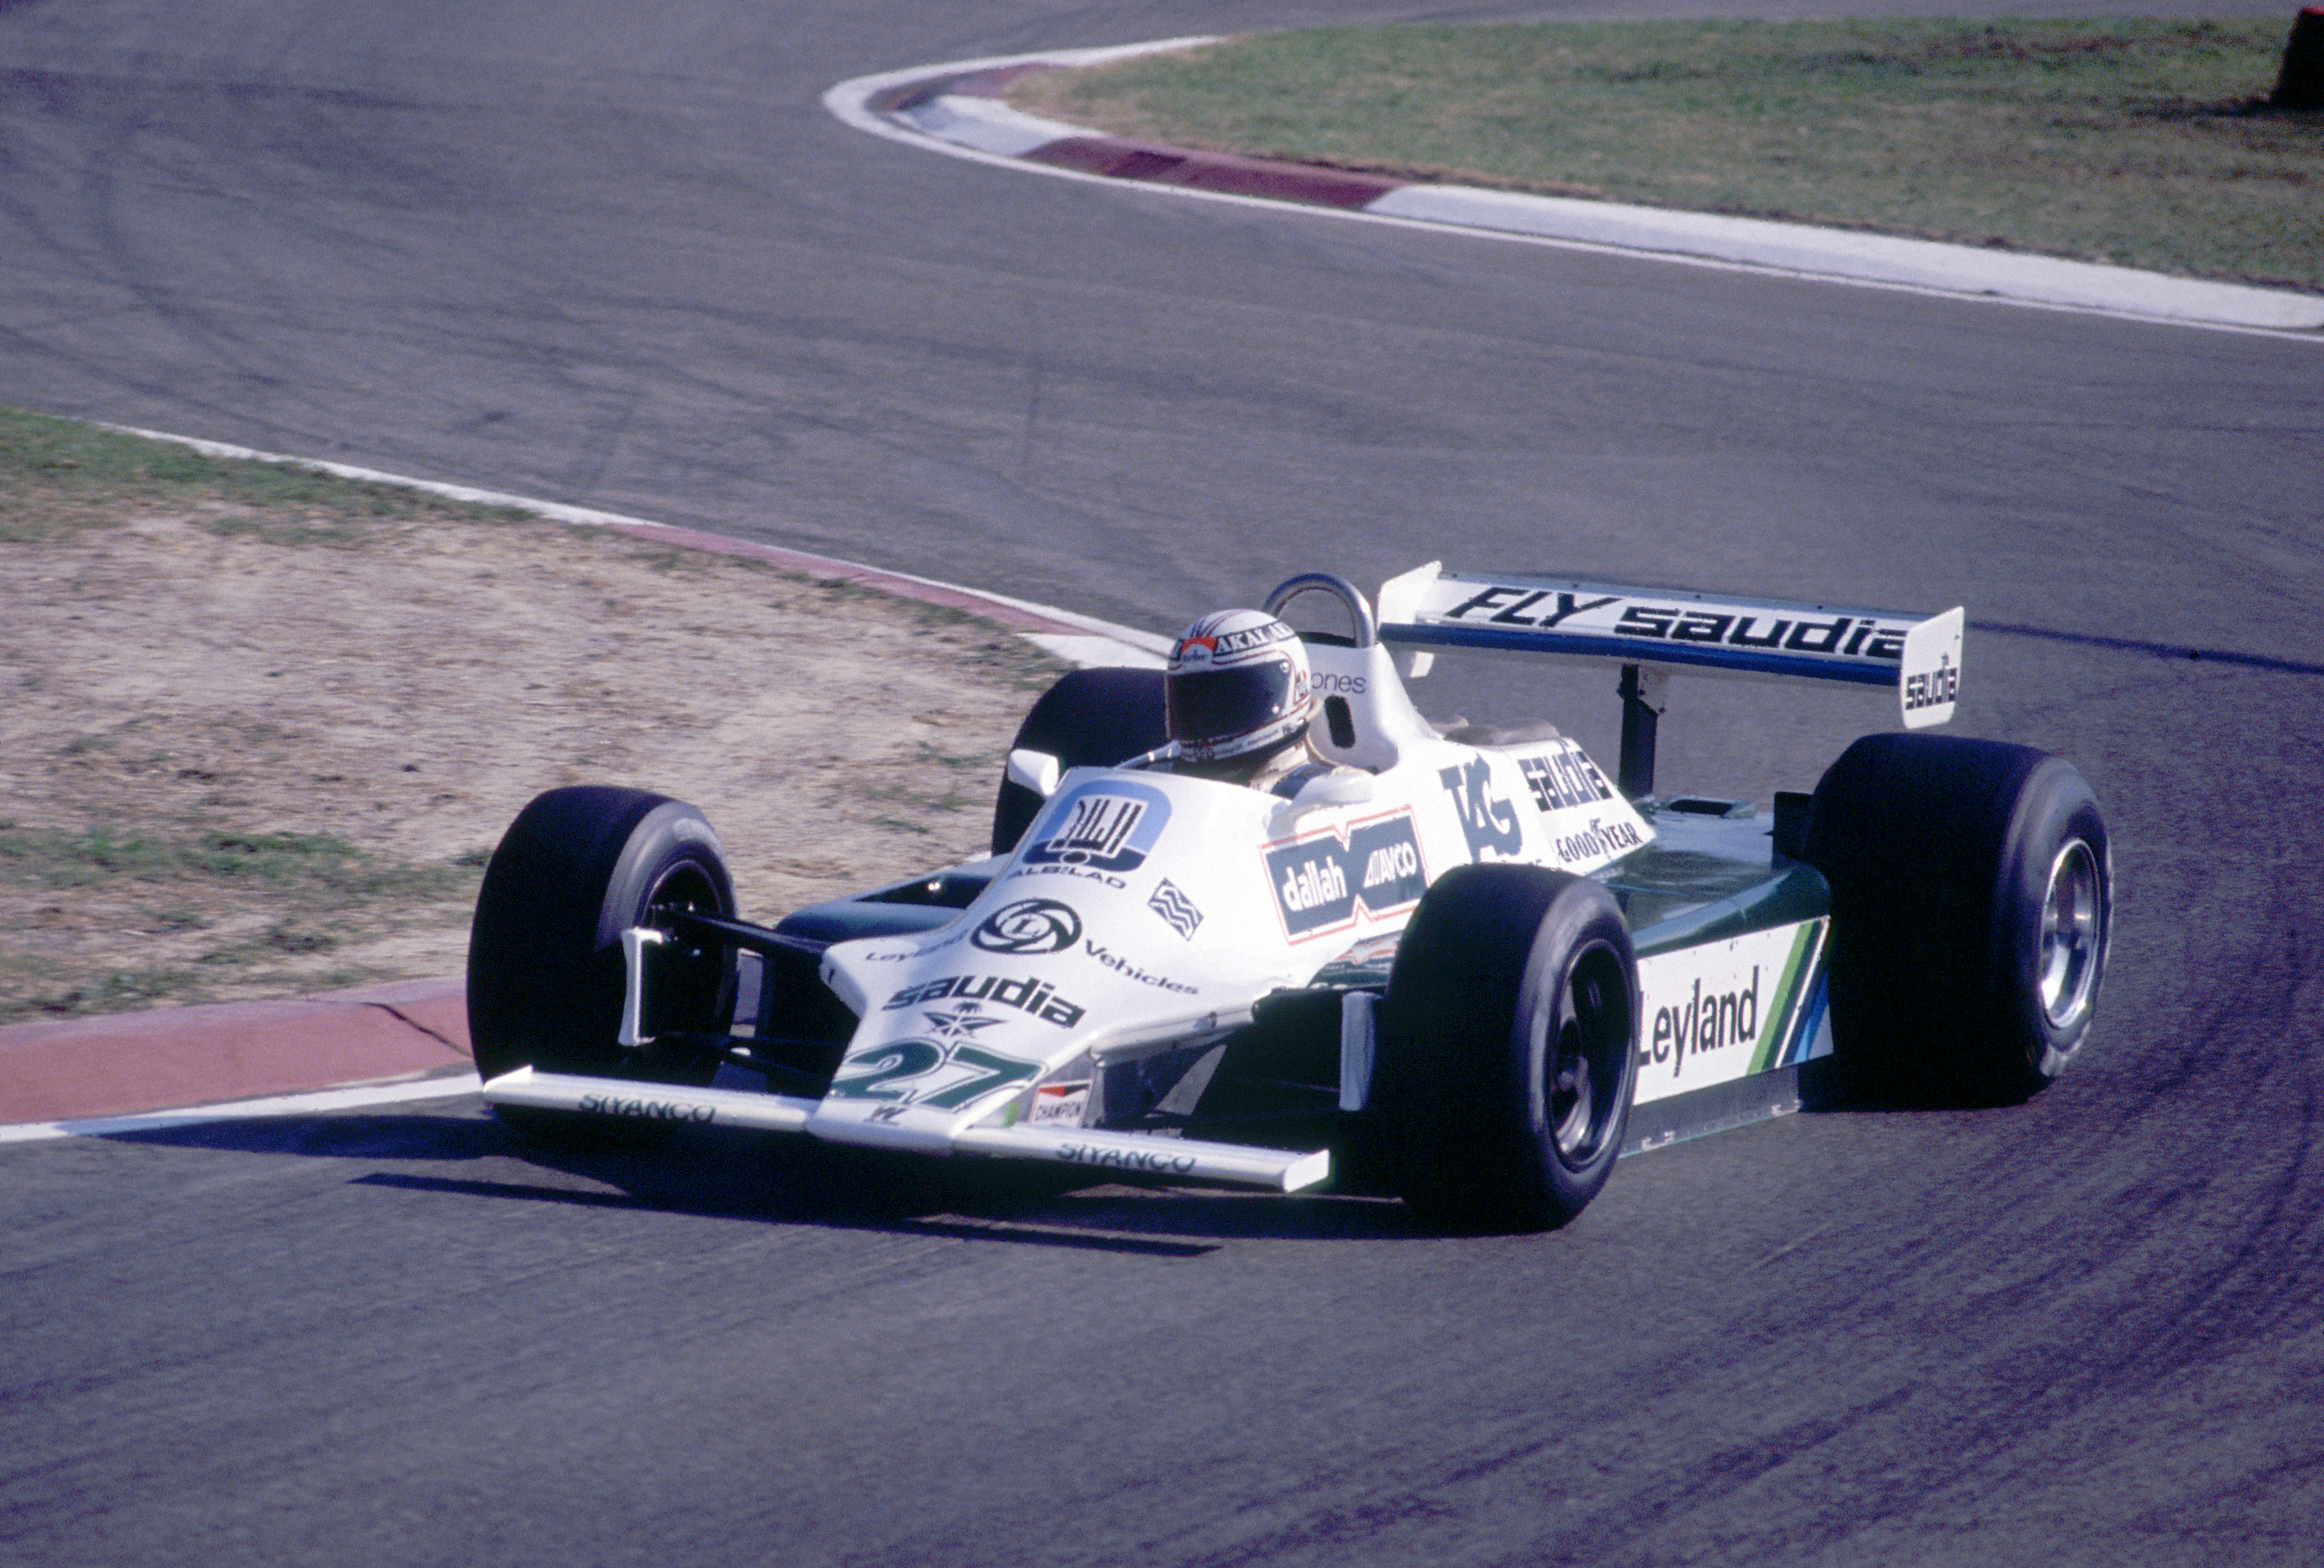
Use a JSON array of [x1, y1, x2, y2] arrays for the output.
[[3, 2, 2321, 1563]]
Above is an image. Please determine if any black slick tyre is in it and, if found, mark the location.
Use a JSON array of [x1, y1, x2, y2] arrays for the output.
[[991, 667, 1169, 854], [467, 787, 738, 1106], [1805, 733, 2110, 1104], [1374, 865, 1640, 1232]]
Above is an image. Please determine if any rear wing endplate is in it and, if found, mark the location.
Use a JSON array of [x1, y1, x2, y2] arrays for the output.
[[1376, 563, 1963, 730]]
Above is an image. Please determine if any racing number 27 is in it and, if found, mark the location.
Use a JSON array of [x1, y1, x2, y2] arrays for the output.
[[828, 1041, 1040, 1110]]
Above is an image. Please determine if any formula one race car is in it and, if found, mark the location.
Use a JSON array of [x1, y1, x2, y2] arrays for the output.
[[467, 565, 2111, 1231]]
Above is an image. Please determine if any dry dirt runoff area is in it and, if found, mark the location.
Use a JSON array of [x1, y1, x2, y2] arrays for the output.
[[0, 411, 1069, 1025]]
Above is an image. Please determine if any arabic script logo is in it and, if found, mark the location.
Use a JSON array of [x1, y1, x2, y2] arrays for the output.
[[1022, 781, 1172, 876], [972, 897, 1083, 955]]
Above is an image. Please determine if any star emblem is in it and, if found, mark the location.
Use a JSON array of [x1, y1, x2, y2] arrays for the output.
[[921, 1005, 1004, 1041]]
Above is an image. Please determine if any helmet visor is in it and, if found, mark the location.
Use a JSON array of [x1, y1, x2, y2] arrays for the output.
[[1167, 659, 1299, 748]]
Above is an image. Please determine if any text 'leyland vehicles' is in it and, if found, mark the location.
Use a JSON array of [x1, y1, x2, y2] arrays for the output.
[[466, 564, 2110, 1231]]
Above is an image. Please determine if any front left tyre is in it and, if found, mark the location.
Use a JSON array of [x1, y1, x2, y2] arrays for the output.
[[1372, 865, 1641, 1232], [467, 786, 737, 1092]]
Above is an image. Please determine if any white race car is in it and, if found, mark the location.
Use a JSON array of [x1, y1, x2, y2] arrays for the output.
[[467, 565, 2110, 1231]]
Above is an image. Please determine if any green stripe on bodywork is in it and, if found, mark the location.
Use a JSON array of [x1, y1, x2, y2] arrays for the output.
[[1747, 918, 1823, 1075], [1780, 919, 1832, 1069]]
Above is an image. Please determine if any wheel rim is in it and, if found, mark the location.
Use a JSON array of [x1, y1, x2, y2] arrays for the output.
[[645, 862, 729, 1037], [1545, 945, 1631, 1167], [2036, 838, 2102, 1031]]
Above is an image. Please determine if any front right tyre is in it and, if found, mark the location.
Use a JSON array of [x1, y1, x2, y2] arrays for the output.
[[1373, 865, 1640, 1232]]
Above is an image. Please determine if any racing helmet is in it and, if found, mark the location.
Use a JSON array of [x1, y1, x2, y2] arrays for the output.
[[1165, 609, 1315, 764]]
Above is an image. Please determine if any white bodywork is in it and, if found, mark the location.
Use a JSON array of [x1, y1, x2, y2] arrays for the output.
[[484, 635, 1651, 1191], [807, 637, 1650, 1188], [482, 562, 1965, 1190]]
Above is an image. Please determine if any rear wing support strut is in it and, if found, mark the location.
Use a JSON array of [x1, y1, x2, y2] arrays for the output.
[[1618, 664, 1667, 801]]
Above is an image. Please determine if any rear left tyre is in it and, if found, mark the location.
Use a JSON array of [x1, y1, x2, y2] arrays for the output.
[[1374, 865, 1640, 1232], [990, 667, 1169, 854]]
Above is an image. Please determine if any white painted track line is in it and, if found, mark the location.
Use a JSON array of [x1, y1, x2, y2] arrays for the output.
[[1, 1074, 483, 1145], [97, 423, 1173, 663]]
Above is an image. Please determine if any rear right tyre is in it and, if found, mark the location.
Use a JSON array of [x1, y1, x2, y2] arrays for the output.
[[1805, 733, 2111, 1103]]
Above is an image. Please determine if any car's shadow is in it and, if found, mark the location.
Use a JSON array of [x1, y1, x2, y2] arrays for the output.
[[93, 1063, 2013, 1252], [1793, 1053, 2049, 1116], [98, 1108, 1429, 1251]]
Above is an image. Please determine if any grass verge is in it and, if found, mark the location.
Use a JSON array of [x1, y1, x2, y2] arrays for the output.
[[1009, 19, 2323, 291]]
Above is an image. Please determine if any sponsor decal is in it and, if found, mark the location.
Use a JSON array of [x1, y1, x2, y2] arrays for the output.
[[1612, 606, 1905, 661], [1439, 755, 1525, 860], [1313, 671, 1367, 695], [1647, 969, 1760, 1078], [1518, 745, 1616, 814], [1147, 879, 1203, 941], [1026, 1081, 1090, 1128], [828, 1037, 1042, 1109], [1631, 920, 1831, 1108], [1083, 939, 1200, 995], [1440, 583, 1909, 662], [858, 925, 974, 962], [1264, 811, 1427, 941], [882, 974, 1086, 1028], [867, 1104, 907, 1123], [1275, 850, 1348, 920], [1175, 612, 1296, 661], [1012, 862, 1130, 891], [578, 1093, 715, 1124], [1054, 1141, 1200, 1175], [918, 1004, 1005, 1041], [856, 925, 974, 962], [1445, 586, 1619, 629], [1022, 781, 1170, 876], [972, 897, 1082, 955], [1904, 653, 1959, 714], [1551, 815, 1645, 867]]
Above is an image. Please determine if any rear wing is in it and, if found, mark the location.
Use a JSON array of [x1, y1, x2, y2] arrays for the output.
[[1375, 563, 1963, 732]]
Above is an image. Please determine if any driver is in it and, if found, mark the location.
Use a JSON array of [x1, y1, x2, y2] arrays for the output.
[[1163, 608, 1347, 796]]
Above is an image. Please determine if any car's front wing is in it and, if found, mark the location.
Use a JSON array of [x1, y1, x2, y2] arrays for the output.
[[480, 1067, 1332, 1193]]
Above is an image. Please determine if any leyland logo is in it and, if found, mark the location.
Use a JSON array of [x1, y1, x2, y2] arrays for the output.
[[1647, 968, 1760, 1078], [972, 897, 1082, 954], [1263, 812, 1427, 940]]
